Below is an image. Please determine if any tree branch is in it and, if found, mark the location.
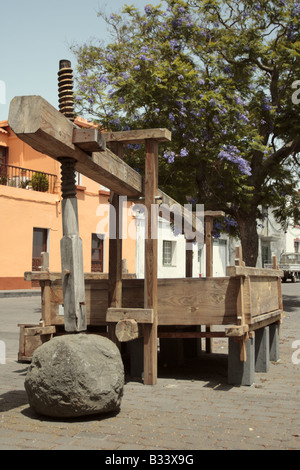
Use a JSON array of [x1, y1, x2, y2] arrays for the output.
[[263, 140, 300, 172]]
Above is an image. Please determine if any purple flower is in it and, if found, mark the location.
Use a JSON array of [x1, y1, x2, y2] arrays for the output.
[[99, 75, 109, 84], [121, 72, 130, 80], [134, 65, 141, 70], [180, 148, 189, 157], [198, 78, 205, 85], [106, 54, 114, 62], [234, 96, 244, 105], [118, 97, 125, 104], [178, 74, 184, 80], [163, 150, 175, 163], [144, 5, 153, 15], [170, 39, 179, 50], [238, 113, 250, 123], [169, 112, 175, 122], [218, 145, 252, 176]]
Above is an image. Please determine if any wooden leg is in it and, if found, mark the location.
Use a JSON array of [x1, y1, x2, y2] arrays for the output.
[[144, 139, 158, 385]]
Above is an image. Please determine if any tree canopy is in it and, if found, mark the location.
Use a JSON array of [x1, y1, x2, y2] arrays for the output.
[[72, 0, 300, 266]]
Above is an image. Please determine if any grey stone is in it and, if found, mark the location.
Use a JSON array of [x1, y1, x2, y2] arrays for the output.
[[24, 334, 124, 418]]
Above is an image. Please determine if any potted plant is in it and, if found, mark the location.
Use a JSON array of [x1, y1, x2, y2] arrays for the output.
[[31, 172, 49, 192]]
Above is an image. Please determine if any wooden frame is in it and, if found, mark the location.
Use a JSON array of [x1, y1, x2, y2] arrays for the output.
[[9, 95, 284, 383]]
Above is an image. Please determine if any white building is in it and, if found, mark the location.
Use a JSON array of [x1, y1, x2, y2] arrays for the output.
[[257, 207, 300, 267], [133, 207, 229, 278]]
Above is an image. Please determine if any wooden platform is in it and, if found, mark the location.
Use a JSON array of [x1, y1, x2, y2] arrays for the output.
[[19, 264, 283, 363]]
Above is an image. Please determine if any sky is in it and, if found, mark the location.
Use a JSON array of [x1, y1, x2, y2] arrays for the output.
[[0, 0, 157, 121]]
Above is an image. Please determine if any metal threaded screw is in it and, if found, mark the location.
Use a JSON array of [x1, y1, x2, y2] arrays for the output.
[[59, 157, 77, 199], [58, 59, 75, 121]]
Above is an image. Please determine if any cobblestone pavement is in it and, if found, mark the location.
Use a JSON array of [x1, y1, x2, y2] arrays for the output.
[[0, 284, 299, 451]]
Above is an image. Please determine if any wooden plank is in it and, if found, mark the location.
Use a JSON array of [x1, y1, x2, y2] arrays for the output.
[[24, 271, 136, 281], [43, 277, 241, 328], [24, 325, 56, 336], [203, 210, 225, 218], [72, 128, 106, 153], [249, 278, 281, 317], [104, 128, 171, 144], [155, 277, 239, 325], [225, 325, 249, 337], [144, 139, 158, 385], [8, 95, 143, 197], [249, 310, 282, 330], [226, 265, 284, 278], [158, 331, 226, 338], [107, 307, 154, 323]]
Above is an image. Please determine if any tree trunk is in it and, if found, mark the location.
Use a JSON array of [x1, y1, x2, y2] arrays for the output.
[[237, 212, 259, 267]]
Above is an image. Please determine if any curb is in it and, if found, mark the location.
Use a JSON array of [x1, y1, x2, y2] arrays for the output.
[[0, 290, 41, 298]]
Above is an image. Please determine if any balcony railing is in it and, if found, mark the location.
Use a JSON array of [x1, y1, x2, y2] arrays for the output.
[[0, 164, 57, 194]]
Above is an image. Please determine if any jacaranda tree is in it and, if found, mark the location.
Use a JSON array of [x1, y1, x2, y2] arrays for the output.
[[72, 0, 300, 266]]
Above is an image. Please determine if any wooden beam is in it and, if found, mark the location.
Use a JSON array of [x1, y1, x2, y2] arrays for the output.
[[8, 95, 143, 197], [158, 331, 226, 338], [104, 128, 171, 144], [107, 307, 154, 323], [24, 271, 136, 281], [226, 265, 284, 278], [225, 325, 249, 337], [72, 128, 106, 153], [9, 95, 205, 236]]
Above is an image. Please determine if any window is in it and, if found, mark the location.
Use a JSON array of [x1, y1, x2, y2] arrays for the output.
[[163, 240, 176, 266], [0, 146, 7, 166], [75, 172, 82, 186], [91, 234, 104, 272]]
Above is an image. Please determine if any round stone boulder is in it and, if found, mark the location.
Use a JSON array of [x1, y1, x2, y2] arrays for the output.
[[24, 333, 124, 418]]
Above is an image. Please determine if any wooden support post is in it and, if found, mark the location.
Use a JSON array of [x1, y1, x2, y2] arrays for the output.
[[40, 252, 51, 326], [205, 216, 213, 278], [59, 157, 86, 332], [273, 254, 283, 311], [235, 246, 247, 362], [144, 139, 158, 385], [58, 60, 86, 333], [108, 142, 124, 344], [205, 215, 213, 353], [185, 242, 193, 278]]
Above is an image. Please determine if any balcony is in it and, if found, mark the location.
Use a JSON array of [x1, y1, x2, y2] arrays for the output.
[[0, 164, 57, 194]]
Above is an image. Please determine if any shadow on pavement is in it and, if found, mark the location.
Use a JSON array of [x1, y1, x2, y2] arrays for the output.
[[156, 351, 234, 390], [282, 295, 300, 313]]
